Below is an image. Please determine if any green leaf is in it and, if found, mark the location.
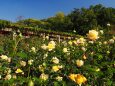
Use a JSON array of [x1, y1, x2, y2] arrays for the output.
[[17, 52, 27, 58]]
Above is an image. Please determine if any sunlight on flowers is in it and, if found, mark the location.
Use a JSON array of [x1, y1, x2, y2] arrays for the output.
[[15, 68, 23, 73], [47, 41, 56, 51], [69, 74, 87, 85], [52, 65, 62, 72], [87, 30, 99, 40]]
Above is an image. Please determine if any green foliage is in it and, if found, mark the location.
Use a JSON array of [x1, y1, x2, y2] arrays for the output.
[[0, 30, 114, 85], [0, 4, 115, 35], [0, 20, 11, 29]]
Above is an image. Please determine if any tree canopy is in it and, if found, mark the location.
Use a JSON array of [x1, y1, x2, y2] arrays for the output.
[[0, 4, 115, 35]]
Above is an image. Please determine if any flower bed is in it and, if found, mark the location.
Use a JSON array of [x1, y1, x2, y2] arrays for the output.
[[0, 30, 115, 86]]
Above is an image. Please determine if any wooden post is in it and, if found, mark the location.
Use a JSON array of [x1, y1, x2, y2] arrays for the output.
[[58, 35, 60, 43]]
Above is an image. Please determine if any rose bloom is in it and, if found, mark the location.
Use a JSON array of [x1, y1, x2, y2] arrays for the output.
[[28, 59, 34, 65], [109, 39, 114, 44], [69, 74, 87, 85], [100, 30, 104, 34], [7, 68, 11, 74], [77, 38, 86, 44], [81, 47, 86, 52], [68, 41, 72, 45], [68, 74, 76, 82], [76, 59, 84, 67], [31, 47, 36, 53], [52, 66, 60, 72], [47, 43, 55, 51], [41, 44, 47, 50], [7, 57, 11, 62], [87, 30, 99, 40], [52, 57, 59, 64], [0, 55, 8, 60], [83, 54, 87, 60], [40, 73, 49, 81], [63, 48, 68, 53], [107, 23, 110, 26], [5, 74, 12, 80], [56, 76, 63, 81], [20, 61, 26, 67], [38, 65, 45, 72], [52, 65, 62, 72], [47, 41, 56, 51], [15, 68, 23, 73], [103, 41, 107, 45], [45, 36, 49, 40]]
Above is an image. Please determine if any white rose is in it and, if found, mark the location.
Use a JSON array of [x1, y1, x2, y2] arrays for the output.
[[109, 39, 114, 44], [28, 59, 33, 65], [56, 76, 63, 81], [52, 57, 59, 64], [5, 74, 12, 80], [41, 44, 47, 50], [0, 55, 8, 60], [31, 47, 36, 52]]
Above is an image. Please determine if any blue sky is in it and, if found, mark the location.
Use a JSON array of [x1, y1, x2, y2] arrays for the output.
[[0, 0, 115, 21]]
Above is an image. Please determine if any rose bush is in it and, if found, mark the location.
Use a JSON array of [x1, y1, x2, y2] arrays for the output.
[[0, 30, 114, 86]]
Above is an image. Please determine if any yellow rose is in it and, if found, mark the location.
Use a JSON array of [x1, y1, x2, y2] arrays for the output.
[[63, 48, 68, 53], [47, 43, 55, 51], [28, 59, 34, 65], [83, 55, 87, 60], [68, 41, 72, 45], [15, 68, 23, 73], [69, 74, 87, 85], [69, 74, 76, 82], [77, 38, 86, 44], [52, 65, 62, 72], [75, 74, 86, 85], [47, 41, 56, 51], [76, 59, 84, 67], [87, 30, 99, 40], [40, 73, 49, 81], [52, 66, 60, 72]]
